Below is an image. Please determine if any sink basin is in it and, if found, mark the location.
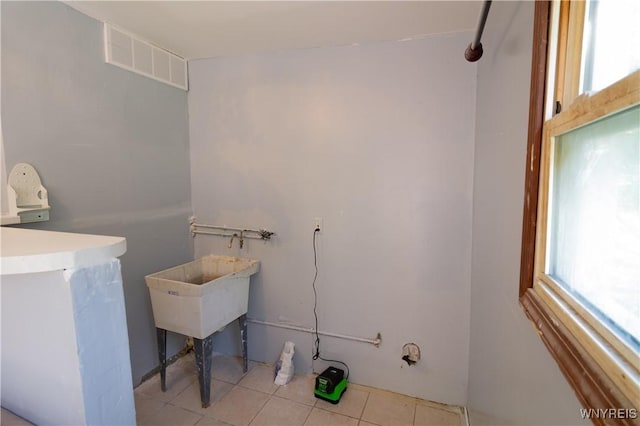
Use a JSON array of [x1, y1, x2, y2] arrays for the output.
[[145, 255, 260, 338]]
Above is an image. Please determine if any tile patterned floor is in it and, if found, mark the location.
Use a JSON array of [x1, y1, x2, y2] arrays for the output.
[[0, 408, 33, 426], [135, 352, 466, 426], [0, 352, 466, 426]]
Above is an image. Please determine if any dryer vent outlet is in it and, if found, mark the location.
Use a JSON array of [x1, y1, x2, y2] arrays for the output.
[[401, 343, 420, 366]]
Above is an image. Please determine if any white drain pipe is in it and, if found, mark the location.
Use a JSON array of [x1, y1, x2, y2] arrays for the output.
[[247, 318, 381, 348]]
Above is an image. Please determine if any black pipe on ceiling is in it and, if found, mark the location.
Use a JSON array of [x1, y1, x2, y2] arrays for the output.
[[465, 0, 492, 62]]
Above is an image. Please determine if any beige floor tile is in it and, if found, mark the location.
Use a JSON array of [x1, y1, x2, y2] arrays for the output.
[[304, 408, 359, 426], [196, 416, 235, 426], [414, 405, 462, 426], [143, 403, 204, 426], [414, 398, 460, 412], [212, 353, 254, 384], [314, 387, 368, 419], [1, 408, 34, 426], [358, 422, 379, 426], [135, 369, 197, 403], [135, 394, 166, 425], [356, 386, 417, 405], [208, 386, 270, 426], [170, 379, 234, 415], [250, 396, 312, 426], [137, 414, 159, 426], [274, 373, 318, 406], [361, 392, 415, 426], [238, 364, 279, 394], [174, 352, 199, 375], [161, 352, 200, 387]]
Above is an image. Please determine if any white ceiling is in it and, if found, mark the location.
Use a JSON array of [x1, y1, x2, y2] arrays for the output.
[[63, 1, 481, 60]]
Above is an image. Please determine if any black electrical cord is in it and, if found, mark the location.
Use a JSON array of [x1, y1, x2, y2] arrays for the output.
[[311, 228, 350, 380]]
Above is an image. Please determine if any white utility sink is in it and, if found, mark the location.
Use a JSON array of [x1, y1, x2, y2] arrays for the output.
[[145, 255, 260, 339]]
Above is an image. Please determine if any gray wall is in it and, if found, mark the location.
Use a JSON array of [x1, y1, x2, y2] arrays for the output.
[[467, 2, 589, 424], [188, 33, 476, 405], [1, 1, 193, 384], [2, 2, 595, 419]]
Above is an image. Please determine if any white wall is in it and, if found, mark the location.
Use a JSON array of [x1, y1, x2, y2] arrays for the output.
[[2, 270, 85, 424], [188, 33, 476, 405], [467, 2, 589, 424], [1, 261, 134, 425], [0, 4, 5, 215], [1, 1, 193, 384]]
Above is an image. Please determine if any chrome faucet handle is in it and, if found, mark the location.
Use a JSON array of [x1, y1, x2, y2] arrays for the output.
[[259, 229, 275, 240]]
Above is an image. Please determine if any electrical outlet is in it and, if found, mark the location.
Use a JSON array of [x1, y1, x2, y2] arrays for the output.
[[314, 217, 323, 233]]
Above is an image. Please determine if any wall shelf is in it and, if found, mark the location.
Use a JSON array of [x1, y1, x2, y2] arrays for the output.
[[1, 163, 50, 225]]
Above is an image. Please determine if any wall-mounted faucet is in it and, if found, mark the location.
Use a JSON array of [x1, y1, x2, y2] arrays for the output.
[[228, 233, 238, 249], [190, 219, 276, 248]]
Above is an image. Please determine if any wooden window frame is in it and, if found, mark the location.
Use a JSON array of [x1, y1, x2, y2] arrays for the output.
[[519, 2, 639, 424]]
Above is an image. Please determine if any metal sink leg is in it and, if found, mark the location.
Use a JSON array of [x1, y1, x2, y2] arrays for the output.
[[239, 314, 248, 373], [156, 328, 167, 392], [194, 334, 214, 408]]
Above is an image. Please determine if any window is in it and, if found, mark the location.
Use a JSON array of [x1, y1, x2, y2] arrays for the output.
[[520, 0, 639, 420], [548, 106, 639, 351]]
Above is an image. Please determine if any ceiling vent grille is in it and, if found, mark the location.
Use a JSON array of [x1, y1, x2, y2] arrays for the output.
[[104, 23, 188, 91]]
